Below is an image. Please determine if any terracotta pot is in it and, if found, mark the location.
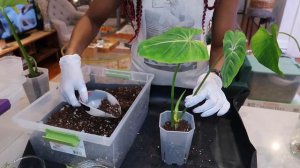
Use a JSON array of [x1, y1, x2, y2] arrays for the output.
[[23, 67, 49, 103]]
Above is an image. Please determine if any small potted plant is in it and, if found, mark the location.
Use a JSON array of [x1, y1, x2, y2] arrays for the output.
[[138, 25, 284, 165], [138, 27, 209, 165], [0, 2, 49, 103]]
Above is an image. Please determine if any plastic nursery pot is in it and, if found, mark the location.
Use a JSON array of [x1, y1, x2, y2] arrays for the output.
[[23, 67, 49, 103], [159, 111, 195, 165], [1, 155, 46, 168]]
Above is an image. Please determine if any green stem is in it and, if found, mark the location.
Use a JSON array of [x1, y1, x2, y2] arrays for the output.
[[1, 8, 38, 77], [180, 70, 212, 115], [181, 56, 222, 113], [171, 64, 180, 128], [279, 32, 300, 52], [193, 70, 211, 96]]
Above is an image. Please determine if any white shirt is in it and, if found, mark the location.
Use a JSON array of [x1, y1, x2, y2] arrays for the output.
[[131, 0, 215, 89]]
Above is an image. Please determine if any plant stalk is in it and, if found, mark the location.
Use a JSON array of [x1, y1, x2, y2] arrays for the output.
[[279, 32, 300, 52], [171, 64, 180, 127], [1, 8, 38, 77], [180, 55, 222, 114]]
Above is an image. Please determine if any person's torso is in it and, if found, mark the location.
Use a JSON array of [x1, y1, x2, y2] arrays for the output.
[[131, 0, 215, 88]]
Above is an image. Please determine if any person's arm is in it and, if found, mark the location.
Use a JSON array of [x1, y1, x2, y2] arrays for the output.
[[184, 0, 239, 117], [66, 0, 121, 55], [60, 0, 121, 107], [210, 0, 239, 70]]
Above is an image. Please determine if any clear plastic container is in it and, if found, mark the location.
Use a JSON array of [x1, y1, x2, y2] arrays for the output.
[[247, 56, 300, 103], [13, 65, 154, 168], [159, 111, 195, 165], [0, 56, 25, 103], [1, 155, 46, 168]]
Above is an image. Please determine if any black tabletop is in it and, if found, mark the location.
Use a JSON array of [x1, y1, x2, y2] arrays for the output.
[[23, 85, 256, 168]]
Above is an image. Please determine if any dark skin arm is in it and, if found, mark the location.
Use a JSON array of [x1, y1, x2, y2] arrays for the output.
[[210, 0, 239, 71], [66, 0, 121, 55]]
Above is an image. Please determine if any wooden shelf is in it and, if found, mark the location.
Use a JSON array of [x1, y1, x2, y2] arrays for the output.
[[35, 48, 59, 63], [0, 30, 61, 64]]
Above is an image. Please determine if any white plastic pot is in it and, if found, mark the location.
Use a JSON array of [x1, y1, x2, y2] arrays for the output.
[[159, 111, 195, 165]]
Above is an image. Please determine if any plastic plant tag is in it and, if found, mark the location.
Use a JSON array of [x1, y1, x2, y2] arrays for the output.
[[43, 129, 86, 157], [43, 129, 80, 147], [49, 140, 86, 158]]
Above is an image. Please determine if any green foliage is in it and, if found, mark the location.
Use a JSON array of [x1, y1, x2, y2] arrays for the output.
[[138, 27, 209, 63], [138, 24, 286, 126], [250, 24, 283, 76], [221, 30, 247, 88], [138, 27, 209, 128]]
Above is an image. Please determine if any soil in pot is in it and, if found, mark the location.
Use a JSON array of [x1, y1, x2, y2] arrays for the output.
[[163, 120, 192, 132], [24, 70, 43, 78], [46, 86, 142, 137]]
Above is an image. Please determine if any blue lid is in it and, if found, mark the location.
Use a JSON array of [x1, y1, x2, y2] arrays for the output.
[[247, 55, 300, 76]]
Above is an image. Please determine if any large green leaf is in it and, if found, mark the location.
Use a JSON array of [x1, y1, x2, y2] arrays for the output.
[[137, 27, 209, 64], [221, 30, 247, 88], [250, 24, 283, 76]]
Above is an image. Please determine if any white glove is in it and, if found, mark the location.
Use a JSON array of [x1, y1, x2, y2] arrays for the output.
[[184, 73, 230, 117], [59, 54, 88, 107]]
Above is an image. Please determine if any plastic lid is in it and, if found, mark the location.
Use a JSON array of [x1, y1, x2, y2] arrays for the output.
[[247, 55, 300, 75], [0, 56, 26, 84]]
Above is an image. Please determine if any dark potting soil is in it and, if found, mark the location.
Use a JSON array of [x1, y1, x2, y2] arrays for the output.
[[25, 71, 43, 78], [163, 120, 192, 132], [98, 99, 122, 117], [46, 86, 142, 137]]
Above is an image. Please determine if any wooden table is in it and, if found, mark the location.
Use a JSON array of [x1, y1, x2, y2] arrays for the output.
[[81, 40, 131, 70]]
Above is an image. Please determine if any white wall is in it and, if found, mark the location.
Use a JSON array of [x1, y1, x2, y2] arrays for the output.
[[277, 0, 300, 57]]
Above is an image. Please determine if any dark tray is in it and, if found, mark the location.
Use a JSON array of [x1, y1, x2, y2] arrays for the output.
[[23, 85, 256, 168]]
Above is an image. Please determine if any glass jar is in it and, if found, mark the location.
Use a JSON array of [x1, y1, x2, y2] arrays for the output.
[[1, 155, 45, 168]]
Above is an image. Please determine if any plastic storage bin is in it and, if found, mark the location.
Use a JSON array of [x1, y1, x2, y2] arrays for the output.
[[247, 56, 300, 103], [13, 65, 154, 168]]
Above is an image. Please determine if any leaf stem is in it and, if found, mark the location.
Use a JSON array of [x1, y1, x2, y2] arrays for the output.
[[180, 54, 222, 113], [171, 64, 180, 127], [279, 32, 300, 52]]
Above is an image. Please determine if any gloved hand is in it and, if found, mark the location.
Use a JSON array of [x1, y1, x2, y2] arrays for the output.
[[184, 73, 230, 117], [59, 54, 88, 107]]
